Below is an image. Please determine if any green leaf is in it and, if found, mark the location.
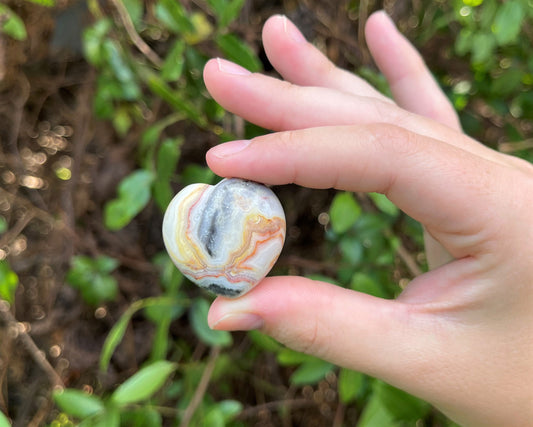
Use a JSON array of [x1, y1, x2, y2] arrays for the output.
[[470, 32, 496, 65], [100, 308, 131, 371], [181, 164, 216, 186], [329, 192, 361, 234], [143, 71, 206, 126], [368, 193, 399, 217], [161, 39, 186, 82], [120, 407, 162, 427], [100, 297, 184, 371], [92, 275, 119, 304], [491, 68, 524, 97], [83, 19, 112, 66], [146, 316, 171, 362], [350, 273, 387, 299], [104, 169, 155, 230], [277, 348, 335, 384], [492, 1, 524, 46], [338, 368, 365, 404], [103, 40, 140, 100], [0, 260, 18, 305], [184, 12, 213, 44], [356, 391, 395, 427], [153, 252, 184, 294], [203, 407, 224, 427], [373, 380, 431, 422], [53, 389, 105, 419], [0, 411, 10, 427], [339, 237, 363, 265], [215, 34, 261, 72], [204, 400, 243, 426], [153, 137, 182, 211], [154, 0, 194, 34], [290, 358, 334, 386], [111, 360, 176, 405], [94, 256, 119, 273], [123, 0, 143, 29], [190, 298, 232, 347], [25, 0, 55, 6], [277, 348, 313, 365], [217, 399, 244, 420], [247, 330, 282, 352], [0, 216, 7, 234], [0, 5, 27, 40], [455, 28, 472, 56], [66, 256, 119, 306], [207, 0, 245, 28], [139, 113, 184, 168], [79, 407, 120, 427], [112, 107, 132, 137]]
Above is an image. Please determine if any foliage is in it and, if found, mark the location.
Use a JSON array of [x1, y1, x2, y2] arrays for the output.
[[445, 0, 532, 161], [0, 0, 55, 40], [0, 260, 19, 305], [0, 411, 10, 427], [104, 169, 155, 230], [1, 0, 530, 425], [66, 255, 119, 306], [65, 0, 531, 425], [54, 361, 176, 427]]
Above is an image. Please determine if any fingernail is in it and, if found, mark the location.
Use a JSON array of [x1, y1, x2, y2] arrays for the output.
[[282, 15, 307, 44], [216, 58, 251, 75], [209, 140, 251, 158], [210, 312, 264, 331]]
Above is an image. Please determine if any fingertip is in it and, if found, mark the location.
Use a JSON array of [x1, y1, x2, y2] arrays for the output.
[[365, 10, 398, 47], [202, 58, 219, 92], [262, 14, 285, 37], [263, 14, 307, 45], [367, 10, 395, 28], [207, 285, 264, 331]]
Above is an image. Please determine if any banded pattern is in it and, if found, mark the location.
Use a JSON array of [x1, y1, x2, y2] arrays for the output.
[[162, 179, 286, 297]]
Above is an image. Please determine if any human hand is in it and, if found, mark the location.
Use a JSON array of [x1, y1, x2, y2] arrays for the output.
[[202, 12, 533, 426]]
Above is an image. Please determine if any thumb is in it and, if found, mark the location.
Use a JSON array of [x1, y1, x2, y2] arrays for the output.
[[208, 276, 428, 388]]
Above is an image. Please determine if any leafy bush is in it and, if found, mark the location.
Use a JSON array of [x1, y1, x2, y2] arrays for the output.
[[0, 0, 530, 426]]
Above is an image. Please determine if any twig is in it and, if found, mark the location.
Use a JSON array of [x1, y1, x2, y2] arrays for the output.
[[358, 0, 370, 63], [0, 188, 57, 226], [110, 0, 163, 67], [384, 228, 423, 277], [179, 346, 221, 427], [0, 302, 64, 389], [27, 395, 54, 427], [237, 398, 313, 419], [332, 401, 345, 427], [499, 139, 533, 153], [0, 211, 35, 249]]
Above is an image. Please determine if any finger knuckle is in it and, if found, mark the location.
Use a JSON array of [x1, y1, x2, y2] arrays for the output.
[[367, 123, 422, 157]]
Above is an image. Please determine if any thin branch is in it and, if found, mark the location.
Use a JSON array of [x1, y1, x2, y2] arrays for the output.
[[0, 188, 57, 226], [110, 0, 163, 67], [0, 211, 34, 249], [384, 228, 424, 277], [499, 139, 533, 153], [0, 302, 64, 389], [179, 346, 221, 427], [237, 398, 313, 420]]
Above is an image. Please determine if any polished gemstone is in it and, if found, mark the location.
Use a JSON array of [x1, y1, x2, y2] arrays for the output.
[[162, 178, 286, 297]]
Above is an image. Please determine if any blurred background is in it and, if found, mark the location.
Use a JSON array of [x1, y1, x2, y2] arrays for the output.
[[0, 0, 531, 426]]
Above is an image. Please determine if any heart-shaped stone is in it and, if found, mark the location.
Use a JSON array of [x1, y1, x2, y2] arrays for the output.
[[162, 178, 286, 298]]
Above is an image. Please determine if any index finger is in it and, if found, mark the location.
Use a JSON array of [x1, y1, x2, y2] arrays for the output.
[[206, 124, 510, 259]]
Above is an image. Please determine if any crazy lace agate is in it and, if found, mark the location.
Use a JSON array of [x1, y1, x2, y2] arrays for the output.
[[162, 178, 286, 298]]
